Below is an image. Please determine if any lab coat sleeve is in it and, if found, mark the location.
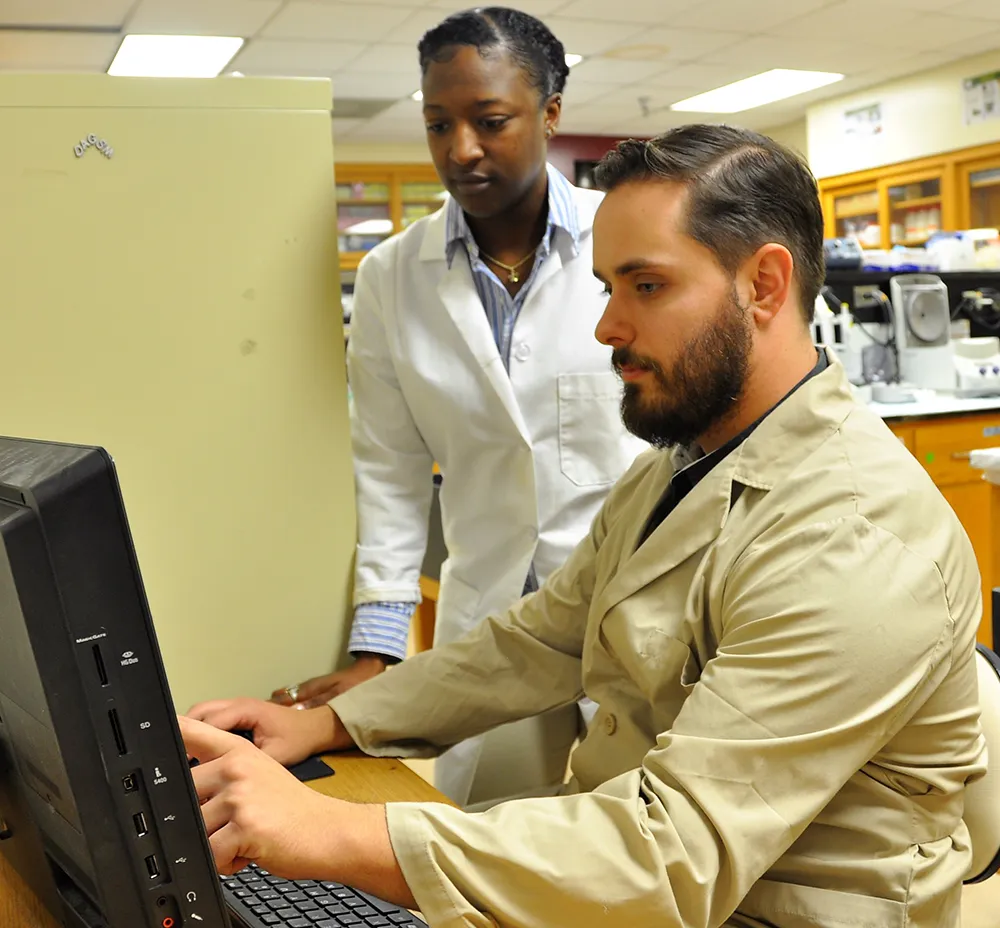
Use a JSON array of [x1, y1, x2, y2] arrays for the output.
[[382, 516, 963, 928], [330, 484, 612, 758], [348, 248, 435, 607]]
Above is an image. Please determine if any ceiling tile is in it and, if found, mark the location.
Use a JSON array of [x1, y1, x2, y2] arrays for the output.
[[701, 35, 905, 75], [230, 38, 361, 75], [554, 0, 701, 26], [539, 18, 647, 56], [382, 8, 451, 45], [126, 0, 282, 37], [568, 58, 673, 85], [0, 0, 134, 29], [670, 0, 837, 33], [937, 28, 1000, 58], [332, 117, 367, 137], [428, 0, 573, 15], [0, 30, 120, 69], [602, 27, 745, 64], [262, 1, 415, 42], [770, 1, 994, 50], [348, 43, 420, 76], [563, 79, 624, 105], [644, 62, 760, 92], [332, 70, 419, 100], [946, 0, 1000, 20]]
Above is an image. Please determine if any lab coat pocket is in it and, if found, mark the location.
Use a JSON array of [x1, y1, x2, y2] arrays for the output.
[[436, 560, 482, 647], [557, 372, 626, 487], [737, 879, 907, 927]]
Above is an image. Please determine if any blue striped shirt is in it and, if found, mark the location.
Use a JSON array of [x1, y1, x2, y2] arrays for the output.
[[349, 165, 582, 661]]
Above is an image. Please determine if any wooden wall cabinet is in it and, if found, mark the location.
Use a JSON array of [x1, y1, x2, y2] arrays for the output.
[[889, 412, 1000, 648], [335, 163, 445, 272], [819, 140, 1000, 251]]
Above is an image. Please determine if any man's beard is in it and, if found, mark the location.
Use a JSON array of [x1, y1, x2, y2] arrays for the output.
[[613, 289, 753, 450]]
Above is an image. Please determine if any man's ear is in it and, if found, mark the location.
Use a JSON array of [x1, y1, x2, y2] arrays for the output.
[[745, 243, 794, 325]]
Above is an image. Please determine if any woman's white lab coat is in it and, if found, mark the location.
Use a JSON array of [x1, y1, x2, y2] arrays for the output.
[[346, 183, 645, 803]]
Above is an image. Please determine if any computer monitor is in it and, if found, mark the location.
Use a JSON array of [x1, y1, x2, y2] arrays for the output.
[[0, 437, 232, 927], [0, 436, 426, 928]]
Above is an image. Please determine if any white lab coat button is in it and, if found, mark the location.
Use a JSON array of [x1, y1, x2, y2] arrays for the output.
[[603, 713, 618, 736], [514, 342, 531, 361]]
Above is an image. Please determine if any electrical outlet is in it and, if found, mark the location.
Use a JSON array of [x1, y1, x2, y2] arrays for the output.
[[853, 284, 884, 310]]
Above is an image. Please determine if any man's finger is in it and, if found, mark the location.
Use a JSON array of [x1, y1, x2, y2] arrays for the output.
[[198, 794, 232, 837], [209, 821, 248, 876], [178, 715, 244, 764]]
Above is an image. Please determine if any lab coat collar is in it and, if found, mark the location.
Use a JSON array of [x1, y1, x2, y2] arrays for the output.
[[592, 349, 858, 619], [418, 167, 595, 264]]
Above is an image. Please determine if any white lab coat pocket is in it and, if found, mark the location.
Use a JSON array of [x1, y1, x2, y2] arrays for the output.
[[557, 372, 626, 487]]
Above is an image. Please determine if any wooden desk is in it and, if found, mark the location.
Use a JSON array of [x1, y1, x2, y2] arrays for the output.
[[0, 753, 450, 928]]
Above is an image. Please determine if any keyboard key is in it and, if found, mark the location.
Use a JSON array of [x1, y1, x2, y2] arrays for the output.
[[258, 890, 281, 902], [269, 899, 296, 911], [266, 876, 286, 885], [342, 897, 365, 909], [366, 918, 391, 927], [305, 887, 327, 897], [354, 907, 377, 919], [306, 913, 331, 923], [295, 901, 320, 912], [388, 917, 412, 925], [278, 884, 299, 894], [321, 882, 345, 891], [322, 904, 349, 917], [251, 905, 271, 916], [273, 907, 299, 921], [261, 917, 280, 926], [247, 881, 269, 893], [356, 891, 401, 915], [287, 919, 311, 928], [233, 889, 252, 899], [315, 922, 338, 928], [337, 916, 362, 926]]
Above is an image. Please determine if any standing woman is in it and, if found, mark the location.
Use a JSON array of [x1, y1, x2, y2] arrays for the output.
[[275, 7, 645, 806]]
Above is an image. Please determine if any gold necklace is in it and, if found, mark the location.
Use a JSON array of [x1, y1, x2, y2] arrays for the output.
[[479, 247, 536, 284]]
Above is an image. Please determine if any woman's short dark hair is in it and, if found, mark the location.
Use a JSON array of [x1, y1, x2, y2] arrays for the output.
[[595, 125, 825, 324], [418, 7, 569, 104]]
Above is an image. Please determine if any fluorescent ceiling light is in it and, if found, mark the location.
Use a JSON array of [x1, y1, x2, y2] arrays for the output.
[[108, 35, 244, 78], [411, 90, 423, 101], [670, 69, 844, 114], [343, 219, 393, 235]]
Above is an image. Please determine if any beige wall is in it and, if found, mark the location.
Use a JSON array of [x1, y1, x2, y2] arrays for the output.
[[807, 49, 1000, 179], [763, 119, 808, 157]]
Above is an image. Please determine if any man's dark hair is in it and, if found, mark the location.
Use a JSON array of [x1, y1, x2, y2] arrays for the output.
[[595, 125, 824, 324], [418, 7, 569, 104]]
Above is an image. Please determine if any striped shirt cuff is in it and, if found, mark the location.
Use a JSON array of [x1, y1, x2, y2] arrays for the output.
[[349, 601, 418, 663]]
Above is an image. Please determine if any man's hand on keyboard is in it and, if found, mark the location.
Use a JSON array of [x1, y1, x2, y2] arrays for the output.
[[178, 716, 417, 910], [185, 697, 354, 766]]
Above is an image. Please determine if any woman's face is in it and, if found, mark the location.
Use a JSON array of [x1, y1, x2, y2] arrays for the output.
[[421, 44, 560, 220]]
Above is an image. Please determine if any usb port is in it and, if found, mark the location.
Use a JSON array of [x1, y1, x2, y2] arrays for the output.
[[108, 709, 127, 756], [144, 854, 160, 880], [133, 812, 148, 838], [92, 645, 109, 687], [122, 774, 138, 794]]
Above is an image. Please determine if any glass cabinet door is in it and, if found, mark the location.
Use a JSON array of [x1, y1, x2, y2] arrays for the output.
[[400, 180, 446, 229], [833, 188, 880, 247], [887, 176, 942, 246], [336, 180, 392, 255], [969, 165, 1000, 229]]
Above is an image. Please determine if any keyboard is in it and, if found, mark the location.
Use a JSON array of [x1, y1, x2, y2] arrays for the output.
[[221, 862, 424, 928]]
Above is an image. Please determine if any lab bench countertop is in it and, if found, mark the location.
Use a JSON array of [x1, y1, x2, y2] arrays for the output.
[[862, 389, 1000, 421]]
